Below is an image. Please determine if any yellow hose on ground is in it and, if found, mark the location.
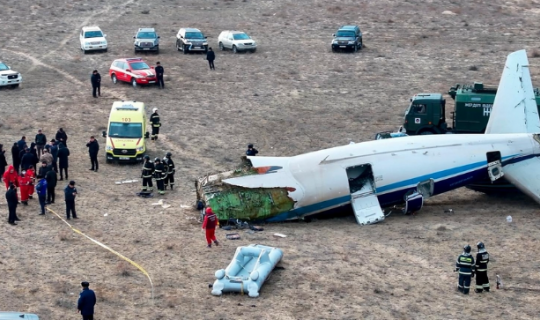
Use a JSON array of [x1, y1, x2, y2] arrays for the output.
[[46, 207, 154, 301]]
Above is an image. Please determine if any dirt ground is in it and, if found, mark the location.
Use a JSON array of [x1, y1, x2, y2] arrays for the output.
[[2, 0, 540, 319]]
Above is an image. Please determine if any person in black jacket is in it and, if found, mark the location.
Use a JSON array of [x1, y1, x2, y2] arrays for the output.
[[49, 140, 59, 173], [86, 136, 99, 172], [30, 143, 39, 171], [58, 143, 70, 180], [6, 183, 19, 225], [56, 128, 68, 147], [20, 148, 36, 171], [18, 147, 28, 172], [77, 281, 96, 319], [246, 143, 259, 156], [11, 143, 19, 174], [155, 61, 164, 89], [0, 144, 7, 180], [64, 180, 78, 220], [91, 70, 101, 98], [39, 161, 52, 179], [17, 136, 27, 153], [206, 47, 215, 70], [35, 129, 47, 157], [45, 166, 57, 204]]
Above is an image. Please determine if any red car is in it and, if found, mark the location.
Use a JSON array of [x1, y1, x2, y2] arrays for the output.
[[109, 57, 157, 88]]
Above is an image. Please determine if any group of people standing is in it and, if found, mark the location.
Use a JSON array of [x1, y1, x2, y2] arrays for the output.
[[140, 152, 175, 195], [1, 128, 79, 225], [455, 242, 491, 294]]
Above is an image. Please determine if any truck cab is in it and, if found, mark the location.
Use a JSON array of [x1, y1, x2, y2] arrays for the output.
[[402, 93, 446, 135], [102, 101, 149, 163]]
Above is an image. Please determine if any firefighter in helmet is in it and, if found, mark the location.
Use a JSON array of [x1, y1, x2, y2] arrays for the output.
[[141, 155, 154, 192], [475, 242, 490, 293], [163, 152, 175, 190], [455, 244, 475, 294], [154, 157, 166, 195]]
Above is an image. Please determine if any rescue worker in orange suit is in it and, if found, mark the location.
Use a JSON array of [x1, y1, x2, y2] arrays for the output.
[[475, 242, 490, 293], [202, 207, 219, 248], [26, 165, 36, 199], [18, 170, 32, 205], [153, 157, 166, 195], [150, 108, 161, 141], [455, 244, 475, 294], [3, 165, 19, 190]]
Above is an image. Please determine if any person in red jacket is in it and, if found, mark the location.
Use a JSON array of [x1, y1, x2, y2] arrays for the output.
[[202, 207, 220, 248], [26, 166, 36, 199], [3, 165, 19, 190], [18, 170, 32, 205]]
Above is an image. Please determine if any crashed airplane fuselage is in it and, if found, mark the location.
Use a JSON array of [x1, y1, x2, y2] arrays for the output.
[[197, 50, 540, 225]]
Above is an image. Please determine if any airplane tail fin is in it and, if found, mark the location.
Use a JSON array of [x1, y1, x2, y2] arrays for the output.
[[485, 50, 540, 134]]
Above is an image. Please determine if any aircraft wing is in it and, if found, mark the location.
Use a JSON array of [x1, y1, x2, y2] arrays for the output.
[[485, 50, 540, 134], [503, 157, 540, 204]]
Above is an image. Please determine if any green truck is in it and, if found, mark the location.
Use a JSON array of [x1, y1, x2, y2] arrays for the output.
[[401, 82, 540, 135]]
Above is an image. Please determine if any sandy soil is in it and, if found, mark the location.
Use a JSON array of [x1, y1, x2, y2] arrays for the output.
[[2, 0, 540, 319]]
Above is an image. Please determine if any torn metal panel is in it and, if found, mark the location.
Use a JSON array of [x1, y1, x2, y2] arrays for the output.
[[204, 185, 295, 221], [196, 159, 297, 221]]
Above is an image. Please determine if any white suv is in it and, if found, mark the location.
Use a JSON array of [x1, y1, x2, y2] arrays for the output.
[[176, 28, 208, 54], [0, 61, 22, 88], [218, 31, 257, 53], [80, 26, 108, 54]]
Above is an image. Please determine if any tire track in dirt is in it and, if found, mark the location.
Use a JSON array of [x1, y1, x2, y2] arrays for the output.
[[4, 49, 128, 101], [43, 0, 136, 59]]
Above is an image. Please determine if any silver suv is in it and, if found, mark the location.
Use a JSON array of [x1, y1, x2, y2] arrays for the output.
[[176, 28, 208, 54], [0, 61, 22, 88], [134, 28, 160, 53]]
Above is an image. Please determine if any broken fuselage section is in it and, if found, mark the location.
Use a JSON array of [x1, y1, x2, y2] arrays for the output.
[[196, 159, 296, 222]]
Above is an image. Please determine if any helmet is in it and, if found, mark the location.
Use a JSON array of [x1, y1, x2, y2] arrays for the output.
[[152, 108, 158, 113], [154, 157, 161, 162], [144, 155, 150, 160], [166, 152, 172, 157], [477, 242, 485, 250], [206, 207, 213, 214], [463, 245, 471, 254], [248, 143, 253, 148]]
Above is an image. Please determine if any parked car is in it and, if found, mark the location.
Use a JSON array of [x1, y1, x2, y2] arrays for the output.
[[217, 30, 257, 53], [176, 28, 208, 54], [109, 58, 157, 88], [80, 26, 107, 54], [134, 27, 160, 53], [331, 25, 362, 52], [0, 61, 22, 88]]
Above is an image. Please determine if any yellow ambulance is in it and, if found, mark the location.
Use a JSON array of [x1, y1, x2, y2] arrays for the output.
[[102, 101, 149, 163]]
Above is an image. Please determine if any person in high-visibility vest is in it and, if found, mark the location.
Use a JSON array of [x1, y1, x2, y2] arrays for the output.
[[150, 108, 161, 141], [455, 244, 475, 294], [475, 242, 490, 293]]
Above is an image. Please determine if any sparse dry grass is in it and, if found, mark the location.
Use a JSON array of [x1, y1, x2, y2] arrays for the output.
[[1, 0, 540, 319]]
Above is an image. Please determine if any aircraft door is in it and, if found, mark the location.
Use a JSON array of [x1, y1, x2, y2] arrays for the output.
[[346, 164, 385, 225], [486, 151, 504, 182]]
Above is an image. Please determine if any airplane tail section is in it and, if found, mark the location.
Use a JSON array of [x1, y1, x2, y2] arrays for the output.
[[485, 50, 540, 134]]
